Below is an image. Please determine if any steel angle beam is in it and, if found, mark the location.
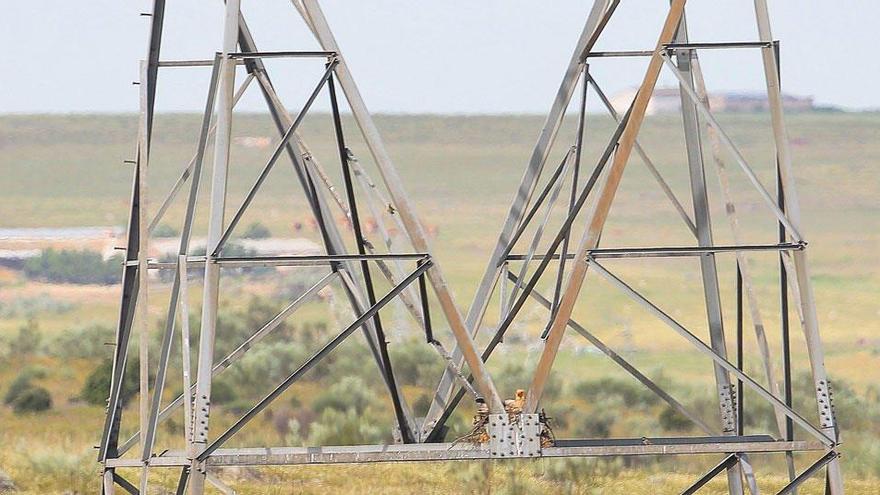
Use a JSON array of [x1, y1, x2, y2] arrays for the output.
[[117, 272, 337, 457], [526, 0, 690, 414], [106, 439, 823, 468], [506, 270, 716, 436], [588, 259, 834, 446], [671, 14, 742, 494], [197, 261, 432, 460]]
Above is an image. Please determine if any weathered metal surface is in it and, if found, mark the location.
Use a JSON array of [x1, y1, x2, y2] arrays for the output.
[[526, 0, 689, 414], [105, 439, 825, 468], [100, 2, 844, 494]]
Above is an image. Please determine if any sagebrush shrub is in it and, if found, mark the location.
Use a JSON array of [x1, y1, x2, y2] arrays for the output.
[[12, 386, 52, 414]]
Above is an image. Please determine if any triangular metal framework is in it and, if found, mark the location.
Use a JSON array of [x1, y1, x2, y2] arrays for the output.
[[98, 1, 844, 494], [424, 0, 843, 493]]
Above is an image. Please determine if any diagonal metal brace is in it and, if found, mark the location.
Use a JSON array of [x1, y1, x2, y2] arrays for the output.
[[198, 260, 433, 460]]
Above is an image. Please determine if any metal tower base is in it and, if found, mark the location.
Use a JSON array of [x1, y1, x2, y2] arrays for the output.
[[98, 1, 844, 494]]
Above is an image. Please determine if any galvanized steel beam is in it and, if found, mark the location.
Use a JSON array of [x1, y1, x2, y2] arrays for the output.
[[300, 0, 504, 414], [526, 0, 689, 414]]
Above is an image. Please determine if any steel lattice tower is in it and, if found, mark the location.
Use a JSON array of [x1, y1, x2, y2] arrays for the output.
[[99, 1, 844, 494]]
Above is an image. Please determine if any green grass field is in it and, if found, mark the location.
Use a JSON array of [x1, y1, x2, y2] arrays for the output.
[[0, 111, 878, 493]]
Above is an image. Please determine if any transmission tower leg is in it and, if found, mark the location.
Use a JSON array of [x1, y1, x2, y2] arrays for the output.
[[301, 0, 504, 412], [752, 2, 844, 492], [672, 13, 744, 495], [423, 0, 612, 429], [525, 0, 689, 413], [189, 1, 241, 493], [234, 14, 418, 431]]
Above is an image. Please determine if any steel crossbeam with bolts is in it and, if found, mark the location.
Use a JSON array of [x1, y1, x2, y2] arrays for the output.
[[98, 1, 845, 494]]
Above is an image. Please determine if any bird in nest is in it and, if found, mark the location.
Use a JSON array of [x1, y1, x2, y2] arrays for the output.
[[504, 389, 526, 416]]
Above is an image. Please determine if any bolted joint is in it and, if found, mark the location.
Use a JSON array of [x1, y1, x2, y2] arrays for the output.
[[718, 384, 737, 433], [816, 379, 836, 429]]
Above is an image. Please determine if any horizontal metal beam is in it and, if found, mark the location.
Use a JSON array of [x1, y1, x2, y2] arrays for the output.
[[586, 41, 775, 58], [664, 41, 773, 50], [590, 259, 835, 446], [506, 242, 804, 261], [226, 50, 336, 59], [197, 261, 433, 460], [157, 59, 241, 68], [586, 50, 655, 58], [554, 435, 774, 447], [216, 253, 429, 264], [105, 439, 824, 468], [126, 253, 429, 269]]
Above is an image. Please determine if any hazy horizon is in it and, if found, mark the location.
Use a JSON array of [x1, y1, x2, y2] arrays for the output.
[[2, 1, 879, 115]]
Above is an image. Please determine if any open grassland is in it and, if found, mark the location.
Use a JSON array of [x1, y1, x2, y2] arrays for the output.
[[0, 112, 878, 493]]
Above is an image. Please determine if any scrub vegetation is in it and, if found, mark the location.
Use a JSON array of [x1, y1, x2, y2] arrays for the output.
[[0, 112, 877, 493]]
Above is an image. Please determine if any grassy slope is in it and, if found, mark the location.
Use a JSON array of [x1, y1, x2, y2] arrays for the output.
[[0, 112, 878, 493]]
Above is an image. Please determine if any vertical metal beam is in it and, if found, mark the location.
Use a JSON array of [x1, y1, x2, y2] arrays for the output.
[[525, 0, 689, 414], [143, 0, 166, 146], [548, 66, 589, 335], [175, 468, 190, 495], [779, 161, 798, 488], [231, 14, 409, 416], [300, 0, 504, 413], [179, 256, 194, 455], [98, 142, 141, 463], [671, 14, 743, 494], [752, 3, 843, 490], [142, 53, 221, 466], [425, 0, 613, 426], [189, 2, 240, 492], [131, 27, 167, 481], [103, 468, 116, 495], [775, 42, 797, 489], [737, 265, 745, 436], [690, 53, 788, 441], [328, 74, 415, 443], [135, 59, 153, 495]]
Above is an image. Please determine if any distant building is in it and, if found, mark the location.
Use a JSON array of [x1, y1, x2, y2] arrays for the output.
[[609, 87, 814, 115]]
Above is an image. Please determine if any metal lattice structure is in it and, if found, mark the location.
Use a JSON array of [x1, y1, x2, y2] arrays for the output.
[[99, 1, 844, 494]]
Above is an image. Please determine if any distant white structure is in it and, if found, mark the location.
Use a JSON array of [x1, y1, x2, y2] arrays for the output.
[[150, 237, 322, 258], [609, 87, 815, 115]]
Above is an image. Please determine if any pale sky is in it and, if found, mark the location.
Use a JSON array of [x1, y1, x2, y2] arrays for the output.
[[1, 1, 878, 114]]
